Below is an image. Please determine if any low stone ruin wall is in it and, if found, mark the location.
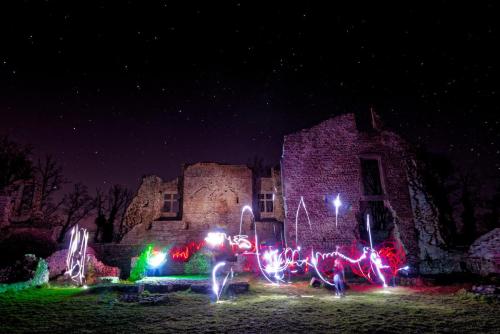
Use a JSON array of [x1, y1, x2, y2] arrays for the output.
[[467, 228, 500, 276], [92, 244, 144, 279]]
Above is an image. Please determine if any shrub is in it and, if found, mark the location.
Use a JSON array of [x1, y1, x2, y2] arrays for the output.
[[129, 244, 153, 282], [0, 231, 56, 266], [0, 258, 49, 293], [184, 252, 210, 275], [31, 258, 49, 287]]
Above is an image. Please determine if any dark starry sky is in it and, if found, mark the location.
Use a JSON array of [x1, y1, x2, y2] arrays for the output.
[[0, 1, 498, 195]]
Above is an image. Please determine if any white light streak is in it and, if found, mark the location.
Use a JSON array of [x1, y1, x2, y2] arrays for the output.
[[205, 232, 252, 251], [206, 202, 408, 290], [367, 214, 373, 249], [65, 225, 89, 286], [294, 196, 312, 246], [239, 205, 254, 235], [333, 194, 342, 227], [212, 262, 231, 302], [205, 232, 226, 247]]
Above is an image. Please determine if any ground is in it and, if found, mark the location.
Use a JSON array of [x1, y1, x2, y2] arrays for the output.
[[0, 278, 499, 333]]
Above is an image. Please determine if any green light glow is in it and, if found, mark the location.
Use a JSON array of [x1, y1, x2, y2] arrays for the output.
[[129, 244, 153, 282]]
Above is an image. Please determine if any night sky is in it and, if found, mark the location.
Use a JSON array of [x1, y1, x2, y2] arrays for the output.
[[0, 2, 498, 195]]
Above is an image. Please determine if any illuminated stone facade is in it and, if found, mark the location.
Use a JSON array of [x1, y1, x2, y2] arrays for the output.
[[118, 113, 463, 274], [281, 113, 460, 273], [281, 113, 419, 266], [0, 179, 44, 227], [121, 163, 283, 247]]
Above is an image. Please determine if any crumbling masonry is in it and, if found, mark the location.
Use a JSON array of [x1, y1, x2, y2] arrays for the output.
[[118, 113, 460, 275]]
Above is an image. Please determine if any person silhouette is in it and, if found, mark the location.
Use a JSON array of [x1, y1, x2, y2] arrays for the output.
[[333, 258, 345, 297]]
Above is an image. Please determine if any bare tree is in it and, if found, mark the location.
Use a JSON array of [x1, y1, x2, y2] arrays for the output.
[[34, 155, 66, 224], [93, 188, 106, 242], [93, 184, 133, 243], [35, 155, 65, 207], [57, 183, 95, 243], [0, 136, 33, 191]]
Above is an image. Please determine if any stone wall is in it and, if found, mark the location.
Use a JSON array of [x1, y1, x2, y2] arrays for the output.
[[121, 175, 166, 237], [92, 244, 144, 279], [467, 228, 500, 276], [121, 163, 282, 245], [281, 113, 419, 268], [0, 196, 10, 228], [257, 168, 285, 222], [122, 219, 201, 246], [118, 162, 284, 275], [118, 114, 463, 275], [271, 167, 286, 222], [406, 158, 464, 274], [258, 177, 274, 220], [182, 163, 254, 235], [0, 179, 45, 225]]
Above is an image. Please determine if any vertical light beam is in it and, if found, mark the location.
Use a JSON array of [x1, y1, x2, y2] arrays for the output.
[[65, 225, 89, 286], [333, 194, 342, 227], [367, 214, 373, 249]]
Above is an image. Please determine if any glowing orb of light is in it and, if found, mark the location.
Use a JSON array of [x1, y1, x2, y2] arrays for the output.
[[205, 232, 226, 248], [333, 194, 342, 210], [147, 251, 167, 268], [262, 249, 287, 281], [263, 249, 281, 274]]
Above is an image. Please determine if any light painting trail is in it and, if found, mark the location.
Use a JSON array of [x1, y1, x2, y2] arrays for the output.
[[307, 214, 401, 288], [367, 214, 374, 249], [212, 262, 232, 303], [205, 232, 225, 247], [204, 232, 252, 251], [204, 204, 255, 252], [310, 247, 368, 287], [208, 199, 408, 296], [147, 250, 167, 268], [170, 241, 205, 262], [65, 225, 89, 286], [294, 196, 312, 246], [239, 205, 254, 235], [333, 194, 342, 227]]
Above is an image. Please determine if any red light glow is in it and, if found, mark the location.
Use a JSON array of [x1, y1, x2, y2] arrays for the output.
[[170, 241, 205, 262]]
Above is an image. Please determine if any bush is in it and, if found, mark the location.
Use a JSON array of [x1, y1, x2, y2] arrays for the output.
[[129, 244, 153, 282], [0, 258, 49, 293], [0, 231, 56, 266], [184, 252, 210, 275], [31, 258, 49, 287], [0, 254, 39, 283]]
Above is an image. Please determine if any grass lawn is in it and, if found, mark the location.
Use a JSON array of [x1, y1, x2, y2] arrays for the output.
[[0, 280, 498, 333]]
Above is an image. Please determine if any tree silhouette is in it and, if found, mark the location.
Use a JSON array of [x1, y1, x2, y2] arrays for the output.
[[34, 155, 66, 224], [93, 185, 133, 242], [57, 183, 95, 243], [0, 136, 33, 191]]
